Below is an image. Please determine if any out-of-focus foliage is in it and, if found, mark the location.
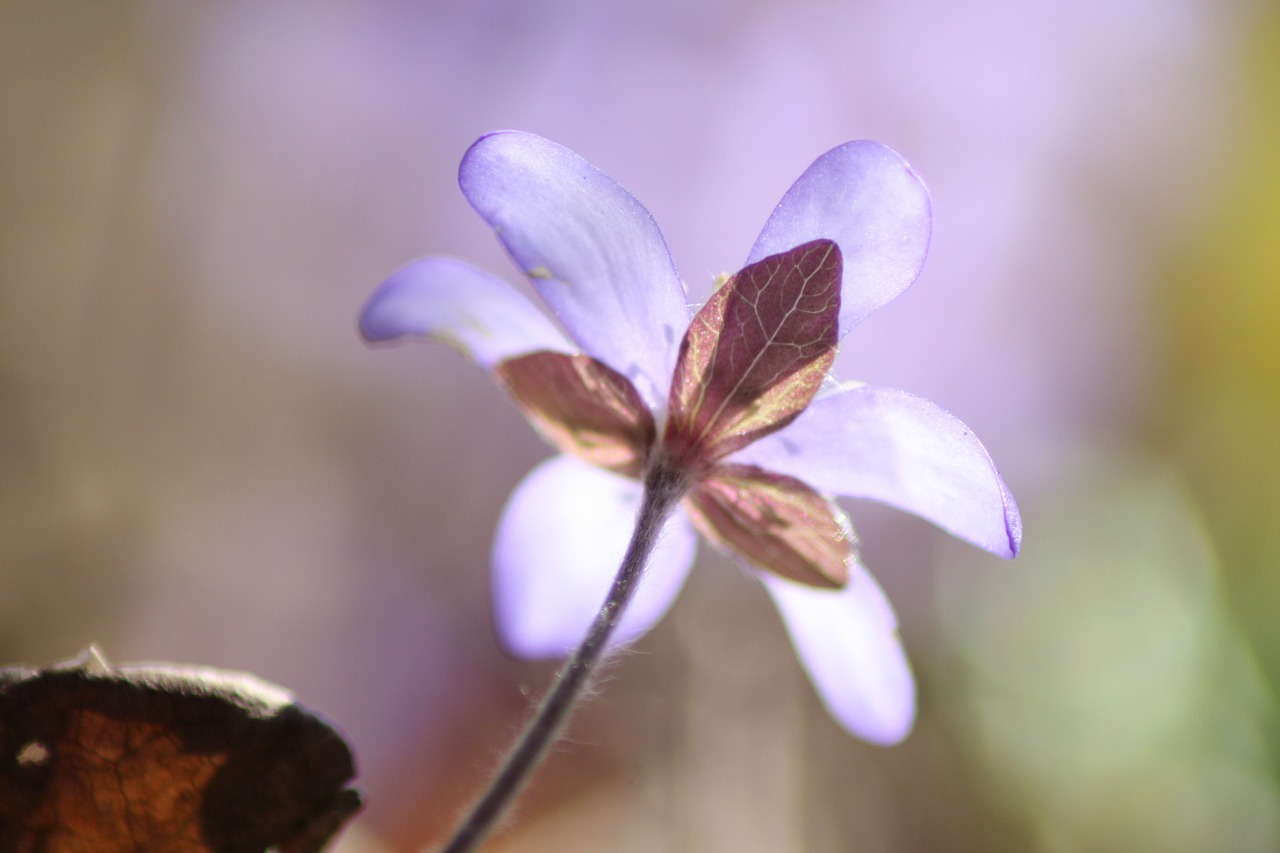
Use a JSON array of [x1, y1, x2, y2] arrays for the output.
[[1155, 3, 1280, 734], [939, 458, 1279, 852]]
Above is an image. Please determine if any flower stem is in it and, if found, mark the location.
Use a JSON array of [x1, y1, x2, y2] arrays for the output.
[[437, 460, 689, 853]]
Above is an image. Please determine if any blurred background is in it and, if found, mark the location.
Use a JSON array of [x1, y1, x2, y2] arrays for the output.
[[3, 0, 1278, 849]]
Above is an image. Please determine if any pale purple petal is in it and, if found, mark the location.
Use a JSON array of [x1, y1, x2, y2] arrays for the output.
[[359, 256, 570, 368], [492, 455, 697, 659], [459, 131, 690, 410], [761, 565, 915, 745], [732, 385, 1022, 558], [748, 141, 931, 336]]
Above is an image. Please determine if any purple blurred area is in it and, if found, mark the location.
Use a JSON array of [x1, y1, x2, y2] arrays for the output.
[[4, 1, 1278, 850]]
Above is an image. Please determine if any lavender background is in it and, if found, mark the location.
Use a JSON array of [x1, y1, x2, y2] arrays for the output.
[[4, 1, 1279, 850]]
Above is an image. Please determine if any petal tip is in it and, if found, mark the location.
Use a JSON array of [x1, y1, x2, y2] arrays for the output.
[[855, 700, 916, 747], [358, 275, 413, 345], [459, 129, 532, 175], [1002, 492, 1024, 559], [992, 473, 1023, 559]]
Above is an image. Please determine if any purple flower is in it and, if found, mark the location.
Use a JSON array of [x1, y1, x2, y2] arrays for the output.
[[361, 131, 1021, 744]]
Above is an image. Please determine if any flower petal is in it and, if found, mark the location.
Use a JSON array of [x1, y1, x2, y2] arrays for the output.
[[459, 131, 690, 409], [731, 385, 1022, 558], [748, 141, 931, 336], [761, 565, 915, 745], [359, 256, 570, 367], [492, 455, 696, 659]]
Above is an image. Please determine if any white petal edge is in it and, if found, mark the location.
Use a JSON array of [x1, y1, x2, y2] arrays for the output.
[[492, 455, 697, 659], [359, 256, 571, 368], [460, 131, 690, 410], [761, 565, 915, 745], [731, 385, 1022, 558], [748, 141, 932, 336]]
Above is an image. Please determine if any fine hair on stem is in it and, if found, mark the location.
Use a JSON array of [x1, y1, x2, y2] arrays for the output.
[[436, 457, 688, 853]]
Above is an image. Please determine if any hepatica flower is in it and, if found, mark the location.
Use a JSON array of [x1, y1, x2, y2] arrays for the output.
[[361, 131, 1021, 746]]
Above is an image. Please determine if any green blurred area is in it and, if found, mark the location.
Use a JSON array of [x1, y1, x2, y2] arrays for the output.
[[939, 458, 1279, 852], [1153, 4, 1280, 721], [939, 10, 1280, 851]]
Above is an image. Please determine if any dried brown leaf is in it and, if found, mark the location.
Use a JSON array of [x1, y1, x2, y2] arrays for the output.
[[0, 648, 360, 852]]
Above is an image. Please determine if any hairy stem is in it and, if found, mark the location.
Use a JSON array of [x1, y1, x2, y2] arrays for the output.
[[437, 460, 689, 853]]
